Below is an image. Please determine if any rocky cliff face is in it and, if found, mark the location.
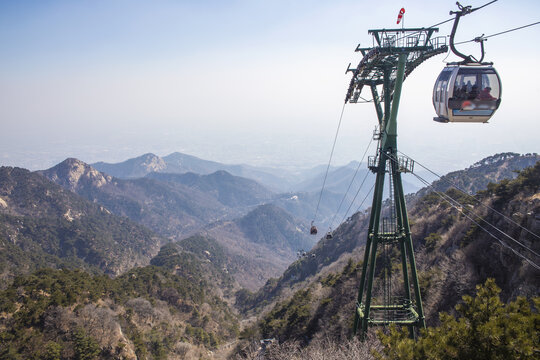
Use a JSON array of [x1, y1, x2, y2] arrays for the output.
[[91, 153, 167, 179], [39, 158, 113, 191]]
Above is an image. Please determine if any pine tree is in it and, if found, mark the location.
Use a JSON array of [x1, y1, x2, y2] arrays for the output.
[[73, 328, 100, 360], [376, 279, 539, 360]]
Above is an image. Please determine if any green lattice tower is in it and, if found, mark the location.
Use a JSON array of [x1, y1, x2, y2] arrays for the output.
[[344, 28, 447, 337]]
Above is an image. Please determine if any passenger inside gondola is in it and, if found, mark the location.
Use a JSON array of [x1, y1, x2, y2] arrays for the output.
[[478, 86, 496, 100], [465, 80, 473, 93], [453, 85, 466, 100], [469, 85, 479, 99]]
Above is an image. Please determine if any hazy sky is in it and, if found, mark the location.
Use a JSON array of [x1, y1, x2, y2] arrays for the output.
[[1, 0, 539, 173]]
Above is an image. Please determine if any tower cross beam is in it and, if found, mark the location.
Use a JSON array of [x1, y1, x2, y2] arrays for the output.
[[345, 28, 447, 104]]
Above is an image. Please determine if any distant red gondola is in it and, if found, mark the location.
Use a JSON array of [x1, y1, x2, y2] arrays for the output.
[[310, 221, 318, 235]]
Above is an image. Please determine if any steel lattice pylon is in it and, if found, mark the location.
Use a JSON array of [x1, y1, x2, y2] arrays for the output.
[[346, 28, 447, 338]]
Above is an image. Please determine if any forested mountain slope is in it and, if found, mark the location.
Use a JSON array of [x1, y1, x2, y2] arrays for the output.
[[0, 167, 161, 280], [417, 152, 539, 196], [238, 161, 540, 348], [0, 264, 239, 359], [203, 204, 314, 290], [146, 170, 273, 209], [0, 168, 243, 359]]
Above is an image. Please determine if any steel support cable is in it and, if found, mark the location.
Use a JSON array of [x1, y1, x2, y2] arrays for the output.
[[329, 184, 374, 251], [411, 172, 540, 271], [329, 136, 374, 230], [336, 180, 375, 228], [358, 96, 374, 103], [423, 174, 540, 258], [386, 152, 540, 257], [339, 171, 374, 225], [339, 186, 374, 240], [472, 0, 499, 12], [454, 21, 540, 45], [398, 150, 540, 241], [413, 173, 540, 270], [313, 102, 347, 223], [356, 182, 376, 214], [401, 158, 540, 259]]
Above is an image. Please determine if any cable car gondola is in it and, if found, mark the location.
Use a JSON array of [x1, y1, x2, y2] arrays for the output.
[[432, 2, 502, 123], [433, 64, 501, 123], [310, 221, 318, 235]]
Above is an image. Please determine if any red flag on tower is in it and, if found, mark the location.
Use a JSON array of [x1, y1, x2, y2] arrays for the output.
[[397, 8, 405, 24]]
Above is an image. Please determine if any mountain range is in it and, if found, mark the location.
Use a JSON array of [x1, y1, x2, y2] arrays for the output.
[[39, 158, 313, 290], [0, 151, 538, 359], [92, 152, 295, 192], [91, 152, 427, 231], [40, 158, 263, 240]]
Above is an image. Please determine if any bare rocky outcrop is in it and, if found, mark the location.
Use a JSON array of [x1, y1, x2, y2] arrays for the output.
[[39, 158, 112, 191]]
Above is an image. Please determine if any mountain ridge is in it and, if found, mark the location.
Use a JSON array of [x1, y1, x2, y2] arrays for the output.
[[417, 152, 540, 197], [39, 158, 314, 289], [92, 152, 294, 191], [146, 170, 273, 208]]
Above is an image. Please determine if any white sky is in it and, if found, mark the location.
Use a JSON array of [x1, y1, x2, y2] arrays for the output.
[[1, 0, 539, 173]]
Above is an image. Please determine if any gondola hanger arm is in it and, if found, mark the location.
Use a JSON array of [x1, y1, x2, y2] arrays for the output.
[[448, 2, 495, 64]]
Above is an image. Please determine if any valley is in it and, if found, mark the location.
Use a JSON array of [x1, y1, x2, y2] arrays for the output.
[[0, 151, 538, 359]]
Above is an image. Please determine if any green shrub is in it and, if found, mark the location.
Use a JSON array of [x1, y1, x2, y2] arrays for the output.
[[423, 233, 441, 252]]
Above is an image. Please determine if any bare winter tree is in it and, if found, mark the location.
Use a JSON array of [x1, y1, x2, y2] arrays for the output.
[[78, 304, 121, 348], [43, 306, 77, 338], [235, 334, 381, 360], [126, 297, 171, 326]]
